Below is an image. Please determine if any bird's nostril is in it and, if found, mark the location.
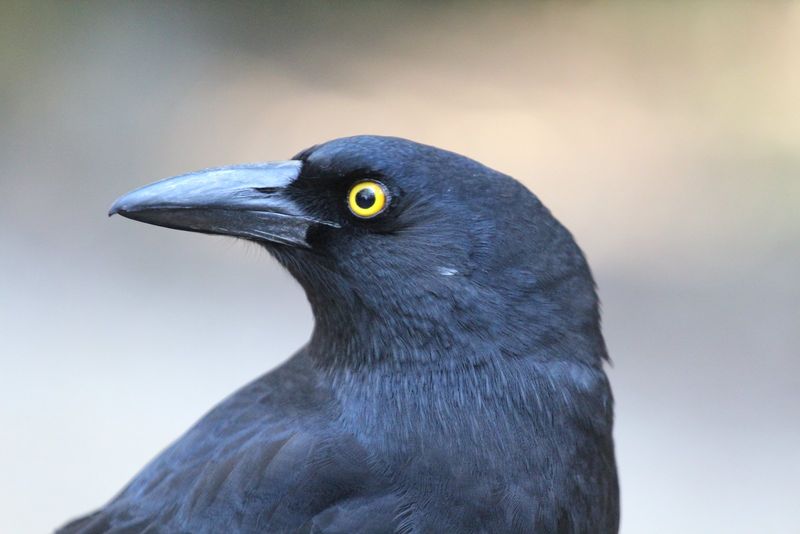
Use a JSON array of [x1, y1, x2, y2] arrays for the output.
[[253, 187, 282, 195]]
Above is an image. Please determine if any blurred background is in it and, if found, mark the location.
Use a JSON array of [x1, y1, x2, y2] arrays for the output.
[[1, 1, 798, 532]]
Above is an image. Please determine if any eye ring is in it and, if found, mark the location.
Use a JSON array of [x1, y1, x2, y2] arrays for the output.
[[348, 180, 388, 218]]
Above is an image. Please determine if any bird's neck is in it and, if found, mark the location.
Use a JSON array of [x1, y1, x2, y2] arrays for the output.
[[308, 327, 613, 460], [299, 261, 612, 455], [303, 268, 607, 372]]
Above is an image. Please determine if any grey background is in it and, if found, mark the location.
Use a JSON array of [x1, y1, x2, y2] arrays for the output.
[[1, 2, 798, 532]]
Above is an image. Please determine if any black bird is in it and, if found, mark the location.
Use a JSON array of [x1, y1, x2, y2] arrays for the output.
[[59, 136, 618, 533]]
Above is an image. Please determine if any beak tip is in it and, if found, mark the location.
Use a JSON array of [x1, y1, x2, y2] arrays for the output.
[[108, 193, 136, 218], [108, 200, 122, 217], [109, 190, 138, 218]]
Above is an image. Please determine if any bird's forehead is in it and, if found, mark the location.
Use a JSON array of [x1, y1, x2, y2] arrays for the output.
[[298, 136, 420, 175]]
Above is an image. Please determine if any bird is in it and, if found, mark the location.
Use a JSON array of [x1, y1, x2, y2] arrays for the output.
[[58, 135, 619, 533]]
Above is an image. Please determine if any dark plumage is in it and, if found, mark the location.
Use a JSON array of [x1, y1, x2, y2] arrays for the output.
[[59, 136, 618, 533]]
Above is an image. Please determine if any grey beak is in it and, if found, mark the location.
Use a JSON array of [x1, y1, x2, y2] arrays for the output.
[[109, 161, 337, 247]]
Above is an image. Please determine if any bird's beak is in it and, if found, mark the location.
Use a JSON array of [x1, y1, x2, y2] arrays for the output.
[[109, 161, 336, 248]]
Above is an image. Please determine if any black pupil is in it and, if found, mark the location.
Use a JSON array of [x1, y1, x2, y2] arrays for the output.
[[355, 187, 376, 209]]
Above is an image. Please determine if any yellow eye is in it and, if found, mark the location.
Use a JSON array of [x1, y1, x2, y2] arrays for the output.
[[348, 181, 388, 218]]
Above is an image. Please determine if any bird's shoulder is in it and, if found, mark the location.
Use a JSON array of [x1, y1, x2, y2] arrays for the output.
[[58, 354, 617, 533], [57, 351, 400, 533]]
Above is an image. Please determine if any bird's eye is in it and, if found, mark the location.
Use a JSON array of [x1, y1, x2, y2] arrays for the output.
[[348, 180, 388, 218]]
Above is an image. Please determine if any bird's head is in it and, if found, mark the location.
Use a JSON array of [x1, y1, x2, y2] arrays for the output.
[[111, 136, 605, 368]]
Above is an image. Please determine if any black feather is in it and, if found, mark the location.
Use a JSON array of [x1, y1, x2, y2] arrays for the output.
[[59, 136, 618, 533]]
